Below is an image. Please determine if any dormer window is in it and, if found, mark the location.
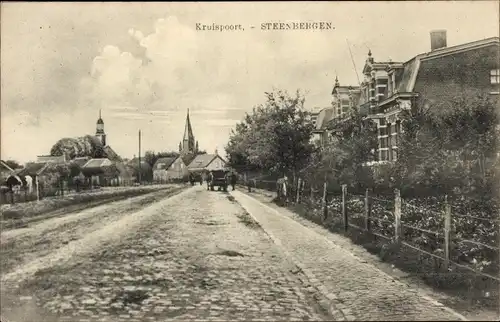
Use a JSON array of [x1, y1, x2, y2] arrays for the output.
[[490, 69, 500, 84]]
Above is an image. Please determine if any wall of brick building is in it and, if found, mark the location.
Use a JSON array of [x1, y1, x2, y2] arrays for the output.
[[413, 43, 500, 110]]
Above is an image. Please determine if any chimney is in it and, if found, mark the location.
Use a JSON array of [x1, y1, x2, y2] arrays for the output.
[[430, 30, 447, 51]]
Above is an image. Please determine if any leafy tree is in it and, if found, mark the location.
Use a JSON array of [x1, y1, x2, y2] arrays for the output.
[[144, 151, 157, 167], [225, 89, 315, 179], [394, 94, 499, 198], [310, 103, 378, 193], [50, 136, 104, 160]]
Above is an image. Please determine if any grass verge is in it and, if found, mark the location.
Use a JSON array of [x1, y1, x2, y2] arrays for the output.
[[245, 187, 499, 319], [1, 184, 187, 230]]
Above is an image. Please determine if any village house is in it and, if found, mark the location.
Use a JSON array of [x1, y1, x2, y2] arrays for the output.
[[16, 155, 69, 196], [311, 107, 335, 147], [0, 161, 20, 191], [187, 152, 227, 174], [328, 31, 500, 163], [153, 156, 188, 182], [81, 158, 120, 187]]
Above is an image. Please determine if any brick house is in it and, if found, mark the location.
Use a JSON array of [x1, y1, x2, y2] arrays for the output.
[[335, 31, 500, 163], [153, 156, 188, 182]]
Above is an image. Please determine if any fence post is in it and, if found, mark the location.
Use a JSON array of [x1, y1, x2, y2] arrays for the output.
[[310, 185, 313, 200], [36, 176, 40, 202], [296, 178, 301, 204], [394, 188, 402, 243], [444, 195, 451, 270], [322, 180, 328, 221], [60, 178, 64, 198], [342, 184, 348, 231], [365, 188, 372, 231]]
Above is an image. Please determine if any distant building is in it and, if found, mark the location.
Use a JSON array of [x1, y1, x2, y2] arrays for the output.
[[311, 108, 335, 147], [187, 153, 227, 173], [309, 106, 326, 127], [153, 156, 188, 181], [179, 109, 199, 156], [81, 158, 120, 187], [331, 76, 361, 120]]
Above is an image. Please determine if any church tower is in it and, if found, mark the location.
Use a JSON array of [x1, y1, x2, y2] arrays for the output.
[[96, 109, 106, 146], [181, 108, 195, 155]]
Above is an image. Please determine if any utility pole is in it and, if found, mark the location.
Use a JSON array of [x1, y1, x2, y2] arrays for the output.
[[138, 129, 142, 184]]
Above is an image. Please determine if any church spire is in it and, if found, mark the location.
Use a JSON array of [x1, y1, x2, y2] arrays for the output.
[[181, 108, 195, 155]]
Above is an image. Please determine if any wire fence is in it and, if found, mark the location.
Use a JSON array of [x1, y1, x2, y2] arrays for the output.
[[241, 176, 500, 283]]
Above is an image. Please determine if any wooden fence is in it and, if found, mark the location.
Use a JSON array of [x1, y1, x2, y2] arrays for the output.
[[0, 178, 182, 205], [242, 177, 500, 283]]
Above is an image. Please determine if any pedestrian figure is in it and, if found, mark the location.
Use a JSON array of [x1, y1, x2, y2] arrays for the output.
[[276, 175, 289, 204], [230, 172, 237, 191], [207, 171, 214, 191]]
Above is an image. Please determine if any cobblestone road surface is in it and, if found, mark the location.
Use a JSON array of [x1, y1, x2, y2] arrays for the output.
[[1, 186, 331, 322], [231, 190, 468, 321]]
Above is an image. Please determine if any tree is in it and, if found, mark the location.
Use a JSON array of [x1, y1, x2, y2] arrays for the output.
[[394, 94, 499, 198], [312, 104, 378, 192], [225, 89, 315, 179], [144, 150, 157, 168], [50, 136, 104, 160]]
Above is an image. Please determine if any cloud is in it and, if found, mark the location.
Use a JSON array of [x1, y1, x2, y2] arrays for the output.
[[2, 2, 499, 163]]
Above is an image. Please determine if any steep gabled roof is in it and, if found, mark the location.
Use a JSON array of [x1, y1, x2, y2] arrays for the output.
[[72, 157, 91, 168], [153, 157, 178, 170], [16, 162, 49, 177], [187, 154, 218, 169], [103, 145, 122, 162], [82, 158, 113, 169], [313, 108, 335, 131], [397, 37, 499, 93], [0, 161, 15, 173]]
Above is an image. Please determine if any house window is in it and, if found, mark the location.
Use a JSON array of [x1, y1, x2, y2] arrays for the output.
[[490, 69, 500, 84], [380, 150, 389, 161], [390, 147, 398, 161]]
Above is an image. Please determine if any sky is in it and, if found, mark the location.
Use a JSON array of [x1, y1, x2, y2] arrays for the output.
[[1, 1, 498, 163]]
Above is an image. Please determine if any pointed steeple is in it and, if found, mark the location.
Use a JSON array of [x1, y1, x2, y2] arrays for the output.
[[181, 108, 195, 155], [334, 76, 340, 88], [97, 109, 104, 125]]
